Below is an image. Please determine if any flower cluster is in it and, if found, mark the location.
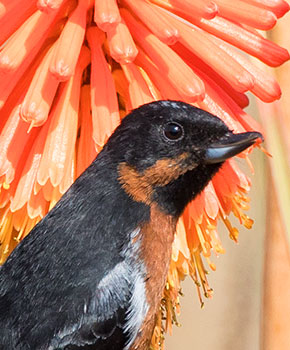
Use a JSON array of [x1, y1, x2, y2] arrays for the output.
[[0, 0, 289, 348]]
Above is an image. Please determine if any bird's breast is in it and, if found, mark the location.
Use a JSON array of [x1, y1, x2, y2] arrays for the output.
[[130, 203, 177, 350]]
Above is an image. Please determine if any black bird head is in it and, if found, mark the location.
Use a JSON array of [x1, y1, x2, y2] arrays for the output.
[[105, 100, 263, 217]]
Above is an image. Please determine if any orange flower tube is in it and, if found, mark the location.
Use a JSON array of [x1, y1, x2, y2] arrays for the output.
[[0, 102, 38, 186], [37, 46, 90, 187], [76, 85, 97, 177], [135, 48, 184, 101], [123, 0, 180, 45], [37, 0, 66, 13], [214, 0, 277, 30], [215, 39, 282, 102], [121, 63, 157, 109], [20, 42, 60, 128], [121, 8, 205, 102], [0, 8, 63, 72], [191, 16, 290, 67], [244, 0, 289, 17], [164, 12, 255, 93], [10, 118, 51, 214], [164, 0, 218, 20], [50, 0, 90, 81], [106, 18, 139, 64], [173, 42, 250, 108], [0, 0, 36, 46], [26, 187, 48, 219], [94, 0, 121, 32], [86, 27, 120, 150]]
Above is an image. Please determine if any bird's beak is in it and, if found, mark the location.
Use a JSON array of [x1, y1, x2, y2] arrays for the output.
[[204, 131, 263, 164]]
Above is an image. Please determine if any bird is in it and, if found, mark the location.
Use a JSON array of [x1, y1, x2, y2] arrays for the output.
[[0, 100, 262, 350]]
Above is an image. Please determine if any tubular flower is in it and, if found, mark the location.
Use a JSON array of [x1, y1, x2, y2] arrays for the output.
[[0, 0, 289, 348]]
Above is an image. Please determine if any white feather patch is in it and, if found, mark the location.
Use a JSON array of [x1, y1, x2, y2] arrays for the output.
[[123, 228, 149, 349], [49, 227, 148, 349]]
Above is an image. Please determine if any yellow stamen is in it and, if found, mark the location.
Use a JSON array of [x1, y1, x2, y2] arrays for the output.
[[222, 216, 239, 242]]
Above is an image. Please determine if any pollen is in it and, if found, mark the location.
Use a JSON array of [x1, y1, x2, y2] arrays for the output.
[[2, 182, 10, 190]]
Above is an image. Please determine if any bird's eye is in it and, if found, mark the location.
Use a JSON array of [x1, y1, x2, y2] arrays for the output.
[[164, 123, 183, 141]]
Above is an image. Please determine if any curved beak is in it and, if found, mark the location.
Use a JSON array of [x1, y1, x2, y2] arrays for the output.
[[204, 131, 263, 164]]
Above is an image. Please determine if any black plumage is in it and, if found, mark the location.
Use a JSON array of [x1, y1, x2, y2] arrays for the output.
[[0, 101, 262, 350]]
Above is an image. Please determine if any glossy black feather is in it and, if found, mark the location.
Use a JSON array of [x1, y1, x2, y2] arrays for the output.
[[0, 151, 149, 349]]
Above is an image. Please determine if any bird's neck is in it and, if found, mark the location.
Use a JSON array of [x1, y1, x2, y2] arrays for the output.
[[66, 154, 151, 241]]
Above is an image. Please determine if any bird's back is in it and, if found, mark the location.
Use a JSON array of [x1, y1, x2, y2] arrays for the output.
[[0, 154, 149, 349]]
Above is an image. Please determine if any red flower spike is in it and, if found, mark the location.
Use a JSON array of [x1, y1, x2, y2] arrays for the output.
[[87, 27, 120, 150], [106, 18, 139, 64], [123, 0, 180, 45], [121, 8, 205, 102], [230, 159, 252, 190], [48, 186, 62, 210], [213, 0, 277, 30], [94, 0, 121, 32], [50, 0, 90, 81]]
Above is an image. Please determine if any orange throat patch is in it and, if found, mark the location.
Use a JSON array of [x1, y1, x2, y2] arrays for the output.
[[118, 152, 195, 205], [130, 204, 177, 350]]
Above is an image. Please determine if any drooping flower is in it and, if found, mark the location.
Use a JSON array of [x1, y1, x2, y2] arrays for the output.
[[0, 0, 289, 348]]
